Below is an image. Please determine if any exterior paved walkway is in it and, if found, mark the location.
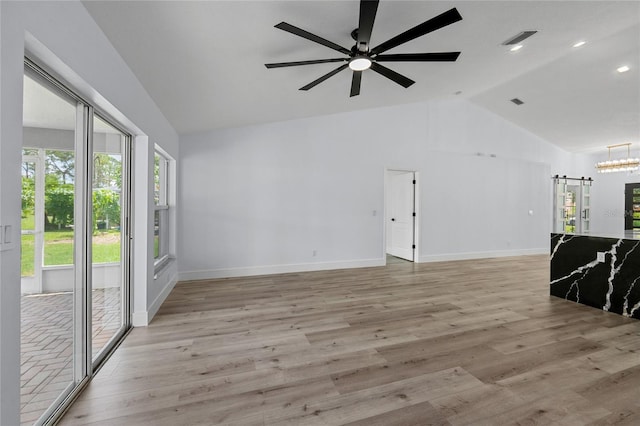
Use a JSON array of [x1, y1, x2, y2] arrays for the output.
[[21, 288, 121, 425]]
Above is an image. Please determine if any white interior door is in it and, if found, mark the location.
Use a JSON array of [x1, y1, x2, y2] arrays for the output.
[[387, 171, 415, 261]]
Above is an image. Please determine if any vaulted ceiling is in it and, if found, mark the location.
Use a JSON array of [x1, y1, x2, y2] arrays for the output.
[[82, 1, 640, 153]]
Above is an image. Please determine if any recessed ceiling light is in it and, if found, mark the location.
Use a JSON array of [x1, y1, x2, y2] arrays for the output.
[[617, 65, 630, 73], [573, 41, 586, 48], [510, 45, 523, 52]]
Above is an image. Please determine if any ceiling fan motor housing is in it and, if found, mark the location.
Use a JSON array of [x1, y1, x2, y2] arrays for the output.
[[351, 29, 369, 54]]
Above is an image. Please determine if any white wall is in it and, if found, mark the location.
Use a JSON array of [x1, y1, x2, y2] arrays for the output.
[[178, 99, 577, 280], [0, 1, 179, 423]]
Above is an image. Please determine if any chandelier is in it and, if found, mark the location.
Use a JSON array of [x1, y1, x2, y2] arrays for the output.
[[595, 143, 640, 173]]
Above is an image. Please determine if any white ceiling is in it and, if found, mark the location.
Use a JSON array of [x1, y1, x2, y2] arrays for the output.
[[82, 0, 640, 153]]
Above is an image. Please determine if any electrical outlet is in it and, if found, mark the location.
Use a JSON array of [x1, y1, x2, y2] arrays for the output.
[[597, 252, 606, 263]]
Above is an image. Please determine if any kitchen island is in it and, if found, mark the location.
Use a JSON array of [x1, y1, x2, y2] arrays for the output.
[[551, 232, 640, 319]]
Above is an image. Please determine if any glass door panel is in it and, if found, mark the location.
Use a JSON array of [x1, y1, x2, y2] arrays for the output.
[[565, 185, 578, 233], [624, 184, 640, 230], [21, 73, 79, 425], [91, 114, 127, 363], [581, 181, 591, 234], [633, 188, 640, 229], [554, 179, 567, 233], [44, 149, 76, 267], [21, 157, 37, 280]]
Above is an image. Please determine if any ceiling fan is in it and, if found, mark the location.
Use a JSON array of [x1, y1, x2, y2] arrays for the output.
[[265, 0, 462, 97]]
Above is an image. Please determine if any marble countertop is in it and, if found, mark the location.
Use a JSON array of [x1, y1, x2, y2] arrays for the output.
[[552, 230, 640, 240]]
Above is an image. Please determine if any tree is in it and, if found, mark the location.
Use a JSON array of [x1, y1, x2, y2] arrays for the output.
[[21, 176, 35, 217], [46, 151, 75, 184], [22, 161, 36, 179], [93, 153, 122, 189], [93, 189, 120, 231], [45, 186, 74, 229]]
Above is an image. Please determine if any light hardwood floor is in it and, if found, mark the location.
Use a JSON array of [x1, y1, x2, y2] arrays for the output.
[[60, 255, 640, 425]]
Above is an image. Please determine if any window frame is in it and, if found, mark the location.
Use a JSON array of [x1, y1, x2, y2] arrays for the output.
[[154, 150, 170, 271]]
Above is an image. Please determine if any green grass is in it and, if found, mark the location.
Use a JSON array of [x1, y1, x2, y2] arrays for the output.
[[21, 234, 35, 276], [92, 238, 121, 263], [43, 229, 75, 266], [22, 214, 35, 230], [42, 238, 74, 266], [21, 214, 121, 276]]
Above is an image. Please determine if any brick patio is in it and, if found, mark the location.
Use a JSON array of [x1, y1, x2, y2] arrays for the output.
[[21, 288, 121, 425]]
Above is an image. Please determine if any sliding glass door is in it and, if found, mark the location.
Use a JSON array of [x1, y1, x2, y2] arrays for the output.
[[21, 72, 79, 426], [21, 62, 131, 425], [91, 115, 129, 364]]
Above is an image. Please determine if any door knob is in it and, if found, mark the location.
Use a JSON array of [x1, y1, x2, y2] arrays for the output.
[[391, 218, 395, 221]]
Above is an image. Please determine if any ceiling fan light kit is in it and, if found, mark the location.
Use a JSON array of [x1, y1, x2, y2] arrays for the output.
[[349, 57, 372, 71], [265, 0, 463, 97]]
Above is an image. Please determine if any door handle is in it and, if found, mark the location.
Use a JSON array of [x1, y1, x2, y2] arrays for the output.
[[391, 218, 395, 221]]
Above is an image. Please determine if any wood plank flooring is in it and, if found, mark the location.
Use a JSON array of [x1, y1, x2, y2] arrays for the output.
[[59, 255, 640, 425]]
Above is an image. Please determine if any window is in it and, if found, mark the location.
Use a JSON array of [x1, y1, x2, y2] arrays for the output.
[[154, 151, 170, 268]]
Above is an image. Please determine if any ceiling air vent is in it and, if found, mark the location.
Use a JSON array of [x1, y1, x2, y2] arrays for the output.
[[502, 31, 538, 46], [511, 98, 524, 105]]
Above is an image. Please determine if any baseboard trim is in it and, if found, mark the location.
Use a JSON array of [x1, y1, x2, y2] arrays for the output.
[[131, 311, 149, 327], [148, 272, 178, 322], [177, 250, 547, 282], [132, 271, 178, 326], [178, 258, 385, 282], [418, 248, 548, 263]]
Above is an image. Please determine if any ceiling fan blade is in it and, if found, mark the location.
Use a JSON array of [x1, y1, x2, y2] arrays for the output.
[[265, 58, 348, 69], [350, 71, 363, 97], [357, 0, 379, 49], [300, 64, 349, 91], [370, 62, 415, 88], [275, 22, 351, 55], [370, 8, 462, 55], [374, 52, 461, 62]]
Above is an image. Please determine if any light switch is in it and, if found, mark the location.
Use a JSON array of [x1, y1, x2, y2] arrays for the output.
[[3, 225, 11, 244], [597, 252, 606, 263]]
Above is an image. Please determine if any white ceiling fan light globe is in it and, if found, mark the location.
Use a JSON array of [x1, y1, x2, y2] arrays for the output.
[[349, 57, 372, 71]]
